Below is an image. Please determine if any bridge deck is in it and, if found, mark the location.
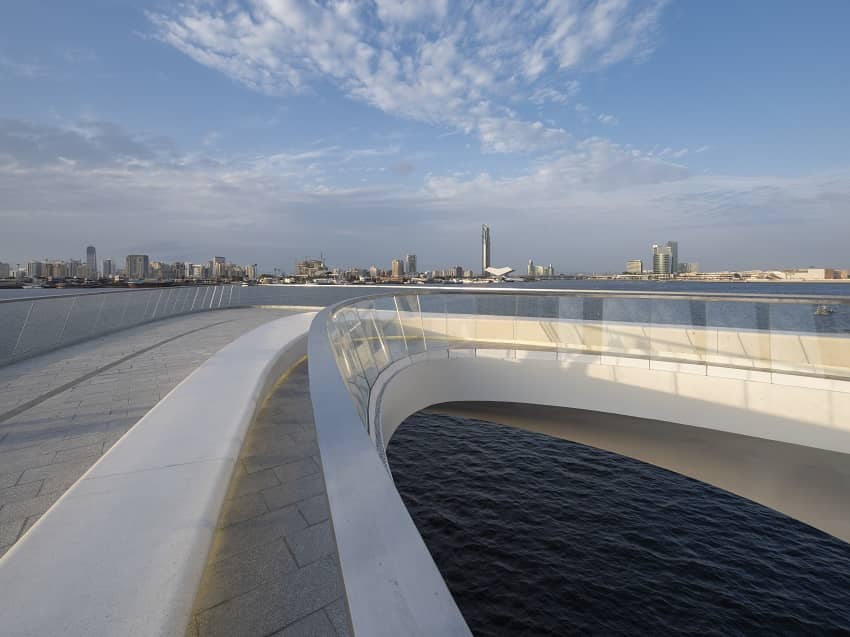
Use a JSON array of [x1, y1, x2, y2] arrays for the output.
[[188, 360, 350, 637], [0, 308, 294, 557]]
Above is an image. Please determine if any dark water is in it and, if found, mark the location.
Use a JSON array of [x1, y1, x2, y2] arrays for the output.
[[388, 413, 850, 636]]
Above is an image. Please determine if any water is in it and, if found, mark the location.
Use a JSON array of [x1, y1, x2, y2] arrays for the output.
[[388, 413, 850, 636]]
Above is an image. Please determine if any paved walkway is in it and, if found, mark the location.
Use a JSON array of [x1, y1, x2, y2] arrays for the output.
[[188, 361, 350, 637], [0, 308, 293, 557]]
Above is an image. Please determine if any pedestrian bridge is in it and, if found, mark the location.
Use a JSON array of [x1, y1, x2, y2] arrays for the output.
[[0, 288, 848, 636]]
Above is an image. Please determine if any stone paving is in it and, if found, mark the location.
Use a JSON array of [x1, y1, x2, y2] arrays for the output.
[[0, 308, 294, 557], [188, 361, 350, 637]]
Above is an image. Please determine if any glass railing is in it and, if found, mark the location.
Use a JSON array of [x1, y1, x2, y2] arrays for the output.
[[325, 291, 850, 433], [0, 285, 244, 366]]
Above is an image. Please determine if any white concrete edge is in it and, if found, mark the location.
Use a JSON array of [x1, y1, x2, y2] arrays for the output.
[[0, 312, 315, 637], [308, 308, 471, 637]]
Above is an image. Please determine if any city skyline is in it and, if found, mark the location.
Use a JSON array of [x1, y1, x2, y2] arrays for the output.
[[1, 2, 849, 270]]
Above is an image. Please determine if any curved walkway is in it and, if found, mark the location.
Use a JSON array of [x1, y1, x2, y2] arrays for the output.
[[0, 308, 294, 557], [188, 360, 350, 637]]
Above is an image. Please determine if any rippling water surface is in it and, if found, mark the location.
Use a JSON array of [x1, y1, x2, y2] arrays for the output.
[[387, 413, 850, 636]]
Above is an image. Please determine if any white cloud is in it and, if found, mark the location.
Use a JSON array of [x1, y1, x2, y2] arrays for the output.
[[148, 0, 667, 153], [597, 113, 619, 126], [529, 81, 581, 105], [2, 118, 848, 271]]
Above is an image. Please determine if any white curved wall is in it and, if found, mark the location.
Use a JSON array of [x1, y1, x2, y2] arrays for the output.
[[373, 350, 850, 543]]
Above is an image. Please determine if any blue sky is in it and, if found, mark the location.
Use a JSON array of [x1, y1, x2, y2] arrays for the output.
[[1, 0, 848, 273]]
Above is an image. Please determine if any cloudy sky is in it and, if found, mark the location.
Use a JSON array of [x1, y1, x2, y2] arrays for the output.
[[1, 1, 848, 273]]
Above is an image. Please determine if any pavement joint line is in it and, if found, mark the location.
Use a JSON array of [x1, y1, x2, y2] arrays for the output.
[[0, 319, 235, 426]]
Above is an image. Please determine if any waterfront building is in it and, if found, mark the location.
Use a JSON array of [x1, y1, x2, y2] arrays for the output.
[[626, 259, 643, 274], [481, 224, 491, 275], [678, 262, 699, 274], [126, 254, 150, 279], [391, 259, 404, 278], [102, 258, 114, 278], [86, 246, 97, 278], [666, 240, 678, 274], [406, 254, 417, 276], [296, 257, 327, 279], [244, 264, 258, 280], [652, 244, 672, 276], [0, 262, 9, 278], [26, 261, 44, 279]]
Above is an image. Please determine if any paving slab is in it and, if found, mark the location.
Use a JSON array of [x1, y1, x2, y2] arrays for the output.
[[0, 308, 293, 556], [189, 361, 351, 637]]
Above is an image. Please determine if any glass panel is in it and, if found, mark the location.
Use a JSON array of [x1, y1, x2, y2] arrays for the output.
[[650, 298, 708, 363], [556, 295, 590, 352], [444, 294, 476, 347], [705, 300, 770, 370], [95, 292, 130, 334], [393, 294, 424, 355], [473, 294, 515, 349], [515, 295, 559, 350], [769, 301, 850, 378], [61, 295, 109, 345], [600, 297, 650, 357], [11, 298, 73, 359], [0, 301, 33, 363], [123, 290, 151, 328], [339, 306, 378, 386], [418, 294, 448, 351], [355, 301, 392, 374], [372, 296, 407, 361]]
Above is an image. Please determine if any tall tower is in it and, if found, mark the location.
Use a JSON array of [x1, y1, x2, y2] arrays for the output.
[[666, 240, 678, 274], [481, 224, 491, 275], [406, 254, 417, 276], [86, 245, 97, 278]]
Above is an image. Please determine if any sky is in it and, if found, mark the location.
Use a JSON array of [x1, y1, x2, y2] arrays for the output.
[[1, 0, 849, 273]]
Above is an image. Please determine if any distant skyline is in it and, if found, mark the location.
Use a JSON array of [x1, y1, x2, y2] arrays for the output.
[[1, 1, 849, 272]]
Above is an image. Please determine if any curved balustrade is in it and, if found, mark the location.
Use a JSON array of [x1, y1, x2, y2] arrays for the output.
[[325, 290, 850, 437], [310, 289, 850, 636], [0, 285, 244, 366]]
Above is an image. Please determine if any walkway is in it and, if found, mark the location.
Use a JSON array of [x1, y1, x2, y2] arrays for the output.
[[0, 308, 293, 557], [188, 360, 350, 637]]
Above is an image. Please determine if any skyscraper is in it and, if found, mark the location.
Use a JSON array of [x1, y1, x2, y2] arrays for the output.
[[86, 245, 97, 278], [481, 224, 491, 275], [406, 254, 417, 276], [391, 259, 404, 278], [666, 241, 678, 275], [102, 258, 113, 278], [652, 244, 672, 276], [126, 254, 150, 279]]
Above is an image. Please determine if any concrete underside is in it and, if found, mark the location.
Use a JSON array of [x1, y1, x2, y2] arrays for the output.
[[428, 401, 850, 544], [188, 361, 351, 637], [0, 308, 293, 557]]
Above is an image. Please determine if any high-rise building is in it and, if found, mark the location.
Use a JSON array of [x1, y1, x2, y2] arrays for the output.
[[86, 246, 97, 278], [652, 244, 672, 276], [26, 261, 44, 279], [626, 259, 643, 274], [391, 259, 404, 278], [666, 241, 678, 275], [126, 254, 150, 279], [0, 262, 10, 278], [527, 259, 535, 276], [102, 258, 114, 278], [481, 224, 491, 275], [406, 254, 417, 276]]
